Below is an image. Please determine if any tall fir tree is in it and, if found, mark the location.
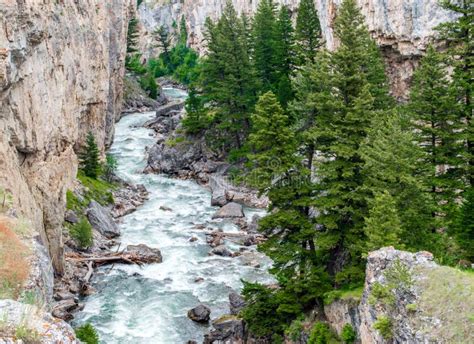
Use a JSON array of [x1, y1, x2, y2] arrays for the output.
[[252, 0, 278, 92], [126, 18, 140, 54], [179, 16, 188, 46], [453, 187, 474, 261], [303, 0, 390, 286], [154, 25, 171, 66], [360, 111, 434, 251], [80, 132, 101, 179], [200, 1, 257, 151], [407, 45, 463, 222], [295, 0, 321, 65], [274, 6, 296, 106], [437, 0, 473, 187]]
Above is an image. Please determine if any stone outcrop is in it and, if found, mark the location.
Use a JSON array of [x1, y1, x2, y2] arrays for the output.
[[0, 300, 77, 343], [87, 200, 120, 239], [138, 0, 456, 98], [0, 0, 134, 274], [212, 202, 245, 219], [188, 304, 211, 323]]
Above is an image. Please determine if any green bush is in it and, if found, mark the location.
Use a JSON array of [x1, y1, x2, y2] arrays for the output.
[[103, 154, 118, 182], [70, 218, 93, 249], [285, 317, 304, 341], [75, 323, 99, 344], [373, 316, 392, 339], [341, 324, 356, 343], [308, 322, 332, 344], [369, 282, 395, 307]]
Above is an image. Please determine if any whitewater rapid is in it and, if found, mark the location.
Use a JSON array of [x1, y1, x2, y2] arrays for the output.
[[74, 88, 273, 343]]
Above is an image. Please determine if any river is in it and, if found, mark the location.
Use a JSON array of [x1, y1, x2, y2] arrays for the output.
[[73, 88, 273, 343]]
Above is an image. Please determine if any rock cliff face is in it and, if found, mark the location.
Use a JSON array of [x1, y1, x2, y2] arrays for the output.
[[0, 0, 134, 274], [138, 0, 456, 98]]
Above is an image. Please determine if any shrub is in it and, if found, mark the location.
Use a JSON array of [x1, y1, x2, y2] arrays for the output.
[[69, 218, 93, 249], [75, 323, 99, 344], [15, 323, 40, 343], [308, 322, 332, 344], [103, 154, 118, 182], [373, 316, 392, 339], [406, 303, 417, 313], [341, 324, 356, 343], [0, 220, 30, 299], [285, 317, 304, 341], [369, 282, 395, 307]]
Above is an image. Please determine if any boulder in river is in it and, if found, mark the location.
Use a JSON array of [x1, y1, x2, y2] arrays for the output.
[[209, 175, 228, 207], [204, 315, 245, 343], [87, 200, 120, 238], [212, 202, 245, 219], [211, 245, 233, 257], [187, 304, 211, 323], [125, 244, 163, 263], [229, 293, 246, 315]]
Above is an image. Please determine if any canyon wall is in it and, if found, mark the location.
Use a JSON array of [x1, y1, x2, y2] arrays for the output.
[[0, 0, 134, 274], [138, 0, 456, 98]]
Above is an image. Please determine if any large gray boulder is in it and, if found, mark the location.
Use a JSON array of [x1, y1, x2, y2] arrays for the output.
[[86, 200, 120, 238], [212, 202, 245, 219], [147, 140, 202, 174], [125, 244, 162, 263], [211, 245, 233, 257], [204, 315, 245, 343], [187, 304, 211, 323], [209, 175, 228, 207], [229, 292, 246, 315]]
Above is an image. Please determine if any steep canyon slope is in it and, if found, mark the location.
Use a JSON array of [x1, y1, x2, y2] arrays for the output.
[[138, 0, 456, 98], [0, 0, 134, 275]]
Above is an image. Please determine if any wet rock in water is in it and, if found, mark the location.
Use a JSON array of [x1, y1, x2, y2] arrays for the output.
[[87, 200, 120, 238], [64, 210, 79, 224], [205, 315, 245, 343], [187, 304, 211, 323], [194, 277, 205, 283], [54, 291, 75, 301], [189, 236, 198, 242], [52, 299, 79, 320], [211, 245, 233, 257], [212, 202, 244, 219], [125, 244, 163, 263], [209, 175, 228, 207], [229, 293, 246, 315], [160, 205, 173, 211], [147, 139, 202, 175], [187, 341, 198, 344], [243, 235, 257, 246]]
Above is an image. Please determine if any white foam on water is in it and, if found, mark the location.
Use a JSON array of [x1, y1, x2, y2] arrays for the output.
[[73, 91, 274, 343]]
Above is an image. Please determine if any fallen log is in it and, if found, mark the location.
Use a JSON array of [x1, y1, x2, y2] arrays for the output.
[[66, 252, 145, 266]]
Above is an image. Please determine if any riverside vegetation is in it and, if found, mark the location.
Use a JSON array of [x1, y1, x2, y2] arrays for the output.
[[122, 0, 473, 342]]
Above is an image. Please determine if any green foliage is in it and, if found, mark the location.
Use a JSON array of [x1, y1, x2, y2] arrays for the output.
[[75, 323, 100, 344], [80, 132, 101, 179], [69, 217, 93, 249], [341, 324, 356, 343], [323, 286, 364, 305], [308, 322, 335, 344], [126, 18, 140, 54], [15, 323, 40, 343], [295, 0, 321, 65], [373, 316, 392, 339], [285, 317, 305, 341], [406, 303, 417, 313], [77, 171, 116, 206], [452, 188, 474, 261], [140, 72, 158, 99], [369, 282, 395, 307], [103, 154, 118, 183], [126, 54, 147, 74], [384, 259, 414, 292], [182, 88, 209, 134]]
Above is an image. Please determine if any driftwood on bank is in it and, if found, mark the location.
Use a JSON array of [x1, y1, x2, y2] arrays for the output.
[[65, 251, 146, 267]]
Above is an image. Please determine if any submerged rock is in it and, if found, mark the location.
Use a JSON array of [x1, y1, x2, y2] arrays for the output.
[[187, 304, 211, 323], [212, 202, 245, 219], [87, 200, 120, 238], [125, 244, 163, 263]]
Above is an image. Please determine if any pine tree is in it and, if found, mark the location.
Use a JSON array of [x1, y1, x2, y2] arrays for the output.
[[200, 1, 257, 151], [154, 25, 171, 67], [295, 0, 321, 65], [126, 18, 140, 54], [304, 0, 391, 286], [252, 0, 278, 92], [274, 6, 296, 106], [437, 0, 473, 187], [248, 92, 297, 188], [407, 45, 463, 222], [80, 132, 101, 179], [179, 16, 188, 46], [360, 111, 433, 250], [182, 87, 207, 135]]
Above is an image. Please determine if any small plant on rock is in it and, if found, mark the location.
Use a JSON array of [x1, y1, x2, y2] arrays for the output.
[[75, 323, 99, 344], [341, 324, 357, 343], [373, 316, 392, 340], [69, 218, 93, 249]]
